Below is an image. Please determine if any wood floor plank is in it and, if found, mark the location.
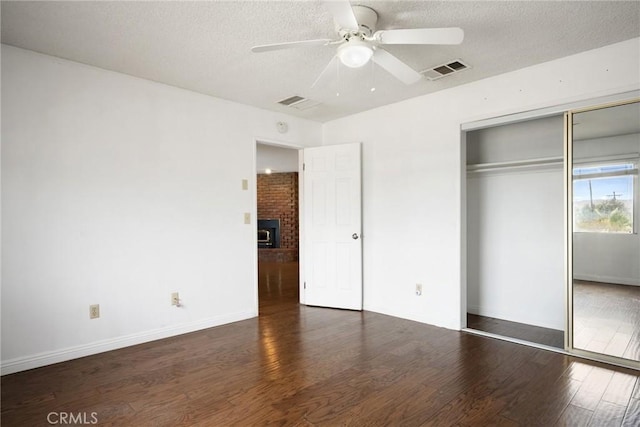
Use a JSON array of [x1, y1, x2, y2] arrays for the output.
[[573, 281, 640, 362], [555, 404, 593, 426], [499, 358, 573, 422], [602, 371, 637, 406], [571, 366, 615, 411], [1, 262, 638, 426], [338, 381, 436, 425], [511, 377, 582, 426], [420, 388, 508, 426], [633, 377, 640, 399], [622, 398, 640, 427], [354, 383, 445, 426], [564, 361, 595, 382], [589, 401, 627, 426]]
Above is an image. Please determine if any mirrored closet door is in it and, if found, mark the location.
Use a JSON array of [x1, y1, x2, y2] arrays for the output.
[[567, 99, 640, 368]]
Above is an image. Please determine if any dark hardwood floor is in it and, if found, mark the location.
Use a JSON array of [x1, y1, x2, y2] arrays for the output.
[[258, 261, 300, 316], [467, 314, 565, 349], [2, 262, 639, 426]]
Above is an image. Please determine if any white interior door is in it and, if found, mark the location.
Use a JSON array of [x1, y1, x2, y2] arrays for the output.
[[303, 143, 362, 310]]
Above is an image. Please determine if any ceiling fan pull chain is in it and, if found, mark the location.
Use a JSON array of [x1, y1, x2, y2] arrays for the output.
[[336, 58, 341, 97], [370, 58, 376, 93]]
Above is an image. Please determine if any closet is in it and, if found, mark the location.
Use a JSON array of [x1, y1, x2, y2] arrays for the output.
[[465, 115, 565, 348], [463, 95, 640, 370]]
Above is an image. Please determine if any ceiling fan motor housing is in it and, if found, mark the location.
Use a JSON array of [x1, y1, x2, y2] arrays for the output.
[[336, 5, 378, 38]]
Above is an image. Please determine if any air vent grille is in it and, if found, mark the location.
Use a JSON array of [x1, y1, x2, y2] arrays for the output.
[[421, 59, 471, 81], [276, 95, 320, 111], [278, 95, 306, 106]]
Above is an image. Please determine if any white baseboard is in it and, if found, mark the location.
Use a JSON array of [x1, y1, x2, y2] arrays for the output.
[[1, 310, 257, 375], [363, 303, 458, 331]]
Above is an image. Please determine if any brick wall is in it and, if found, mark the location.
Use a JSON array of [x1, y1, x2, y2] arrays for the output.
[[257, 172, 298, 262]]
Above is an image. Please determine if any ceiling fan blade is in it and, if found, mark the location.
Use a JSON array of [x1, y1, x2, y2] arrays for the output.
[[324, 0, 359, 31], [311, 56, 338, 88], [251, 39, 333, 53], [374, 28, 464, 45], [373, 48, 422, 85]]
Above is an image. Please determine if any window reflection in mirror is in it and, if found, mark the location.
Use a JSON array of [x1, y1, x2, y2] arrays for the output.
[[573, 163, 635, 233]]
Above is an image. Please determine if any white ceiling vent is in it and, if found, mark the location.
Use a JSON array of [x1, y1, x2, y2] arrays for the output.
[[421, 59, 470, 81], [277, 95, 320, 111]]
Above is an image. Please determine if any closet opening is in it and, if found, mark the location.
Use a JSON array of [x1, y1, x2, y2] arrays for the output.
[[464, 114, 565, 350]]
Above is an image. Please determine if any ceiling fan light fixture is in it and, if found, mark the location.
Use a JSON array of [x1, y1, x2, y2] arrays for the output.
[[337, 39, 373, 68]]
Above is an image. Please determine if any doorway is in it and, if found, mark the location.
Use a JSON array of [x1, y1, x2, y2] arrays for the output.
[[256, 142, 301, 313]]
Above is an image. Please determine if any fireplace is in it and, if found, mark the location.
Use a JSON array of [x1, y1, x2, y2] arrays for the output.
[[257, 219, 280, 248]]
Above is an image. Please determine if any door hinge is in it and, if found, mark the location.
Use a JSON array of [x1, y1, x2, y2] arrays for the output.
[[304, 281, 306, 289], [303, 163, 306, 171]]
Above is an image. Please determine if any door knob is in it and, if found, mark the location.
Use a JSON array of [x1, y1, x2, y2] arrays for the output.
[[352, 233, 359, 240]]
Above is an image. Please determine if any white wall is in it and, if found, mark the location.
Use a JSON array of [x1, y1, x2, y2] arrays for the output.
[[466, 115, 563, 164], [256, 143, 299, 173], [322, 38, 640, 330], [573, 133, 640, 286], [466, 117, 564, 330], [574, 232, 640, 285], [1, 45, 322, 374], [467, 168, 564, 329]]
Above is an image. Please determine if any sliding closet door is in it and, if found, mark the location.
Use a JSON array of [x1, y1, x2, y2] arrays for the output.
[[466, 115, 565, 348], [567, 99, 640, 369]]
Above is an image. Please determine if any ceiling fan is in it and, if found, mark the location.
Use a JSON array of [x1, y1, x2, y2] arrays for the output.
[[251, 0, 464, 86]]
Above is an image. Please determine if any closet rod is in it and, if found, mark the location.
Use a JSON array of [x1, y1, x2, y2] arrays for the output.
[[467, 156, 563, 173]]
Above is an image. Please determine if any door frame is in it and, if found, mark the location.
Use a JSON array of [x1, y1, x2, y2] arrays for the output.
[[253, 137, 306, 314]]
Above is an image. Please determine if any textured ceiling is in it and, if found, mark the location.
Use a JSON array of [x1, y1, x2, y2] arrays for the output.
[[1, 1, 639, 122]]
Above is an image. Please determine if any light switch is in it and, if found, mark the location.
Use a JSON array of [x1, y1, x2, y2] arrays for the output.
[[242, 179, 248, 190], [244, 212, 251, 224]]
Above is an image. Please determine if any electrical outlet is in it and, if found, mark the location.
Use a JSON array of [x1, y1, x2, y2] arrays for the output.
[[415, 284, 422, 296], [242, 179, 248, 190], [171, 292, 180, 306], [244, 212, 251, 224], [89, 304, 100, 319]]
